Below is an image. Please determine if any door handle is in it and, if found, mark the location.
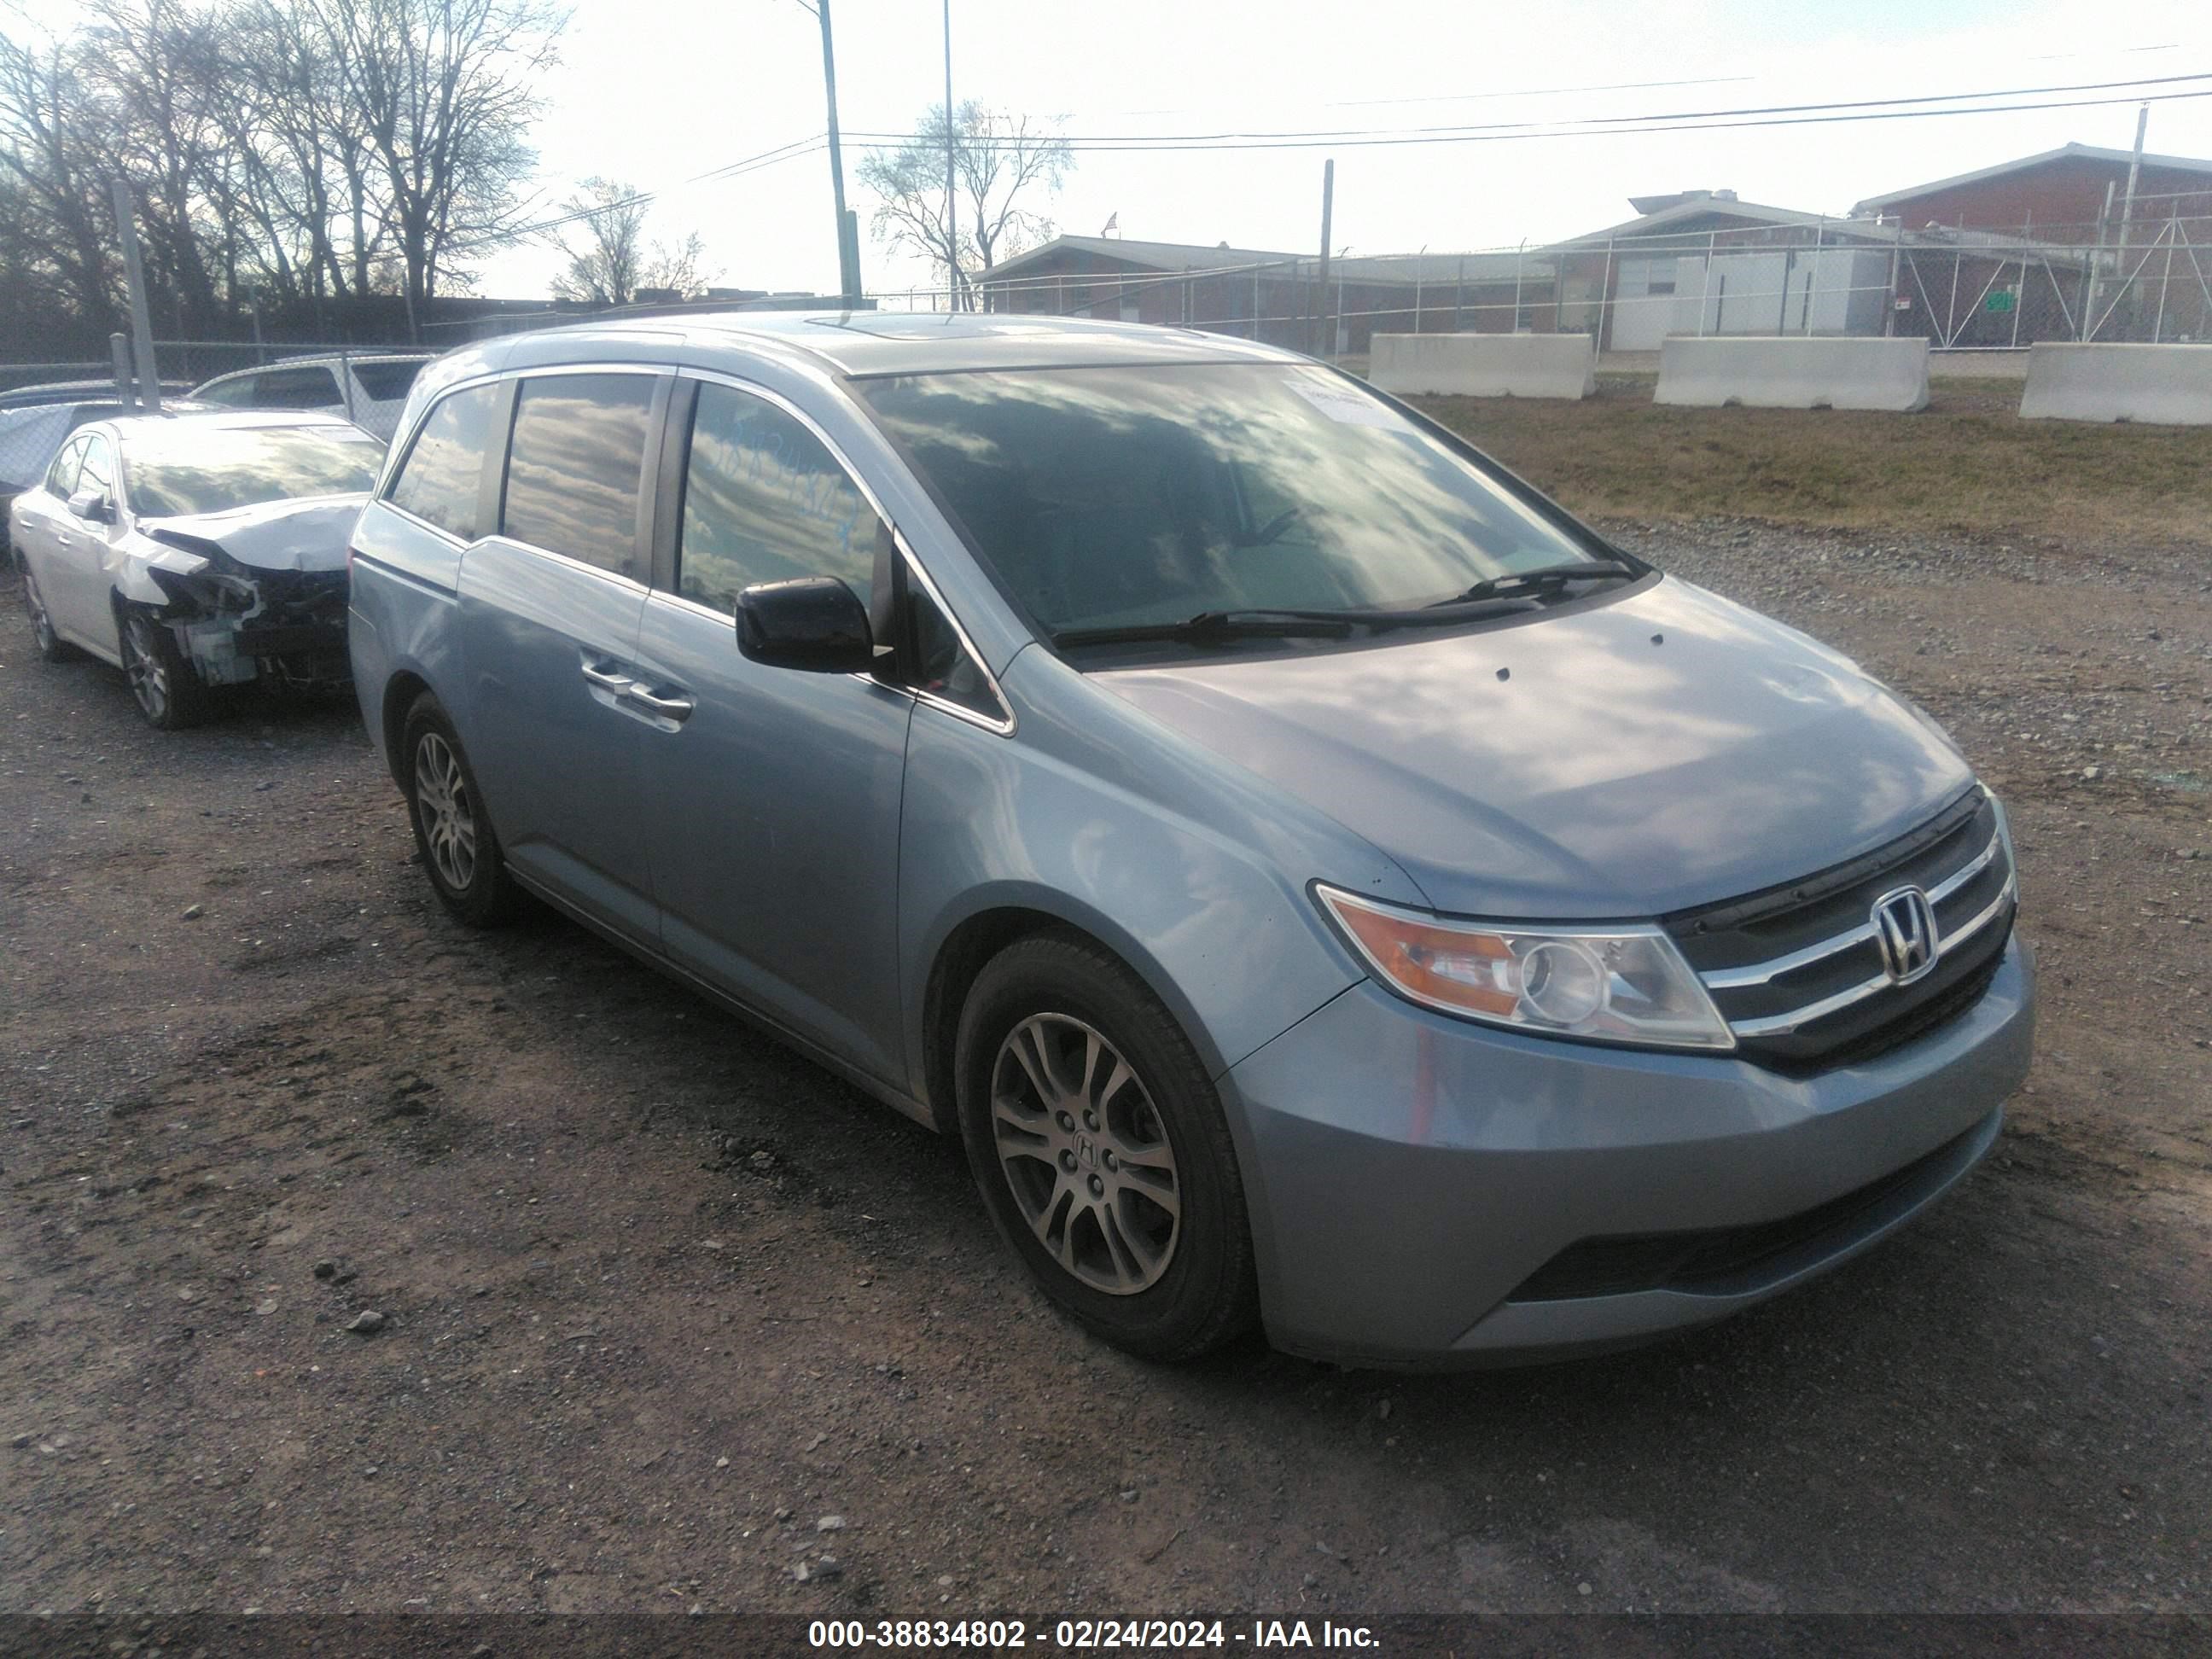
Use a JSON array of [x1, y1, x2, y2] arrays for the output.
[[623, 685, 695, 723], [580, 661, 632, 695]]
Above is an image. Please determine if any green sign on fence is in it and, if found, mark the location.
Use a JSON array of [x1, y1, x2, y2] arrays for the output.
[[1986, 289, 2017, 313]]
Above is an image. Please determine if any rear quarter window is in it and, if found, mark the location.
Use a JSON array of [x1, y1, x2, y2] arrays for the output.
[[386, 382, 502, 541], [352, 360, 427, 402], [253, 364, 344, 409]]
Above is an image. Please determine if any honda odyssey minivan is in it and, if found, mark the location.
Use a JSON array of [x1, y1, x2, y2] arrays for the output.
[[346, 314, 2031, 1367]]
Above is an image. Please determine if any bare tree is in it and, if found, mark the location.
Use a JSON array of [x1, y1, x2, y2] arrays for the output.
[[300, 0, 563, 317], [858, 102, 1069, 308], [0, 30, 117, 327], [642, 230, 717, 300], [548, 176, 647, 306], [0, 0, 567, 349]]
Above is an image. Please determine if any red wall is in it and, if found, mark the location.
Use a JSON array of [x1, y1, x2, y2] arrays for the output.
[[1875, 156, 2212, 237]]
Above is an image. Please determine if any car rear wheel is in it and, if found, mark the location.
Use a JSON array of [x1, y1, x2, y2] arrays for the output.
[[955, 933, 1258, 1361], [401, 693, 521, 928], [118, 606, 212, 729], [23, 568, 78, 663]]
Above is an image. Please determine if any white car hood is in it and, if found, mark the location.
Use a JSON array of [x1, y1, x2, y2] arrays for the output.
[[135, 495, 368, 573]]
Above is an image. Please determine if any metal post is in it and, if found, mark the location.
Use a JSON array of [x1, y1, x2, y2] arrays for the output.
[[1413, 245, 1425, 335], [1804, 220, 1822, 334], [1252, 265, 1260, 340], [1947, 244, 1961, 350], [2012, 212, 2029, 349], [1313, 160, 1334, 357], [1512, 241, 1525, 332], [1597, 238, 1613, 352], [249, 288, 266, 364], [1884, 219, 1901, 338], [340, 347, 356, 424], [1454, 255, 1464, 333], [819, 0, 859, 306], [2085, 179, 2116, 340], [110, 179, 162, 412], [2155, 216, 2175, 342], [1698, 231, 1715, 337], [941, 0, 958, 311], [109, 332, 137, 410]]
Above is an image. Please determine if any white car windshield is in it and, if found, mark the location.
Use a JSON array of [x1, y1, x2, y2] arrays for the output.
[[859, 362, 1610, 637], [122, 424, 382, 518]]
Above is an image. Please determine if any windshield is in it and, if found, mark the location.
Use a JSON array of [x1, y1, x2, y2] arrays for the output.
[[122, 423, 382, 518], [858, 363, 1611, 638]]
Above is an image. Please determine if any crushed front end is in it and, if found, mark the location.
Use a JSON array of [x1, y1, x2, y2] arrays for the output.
[[139, 531, 352, 692]]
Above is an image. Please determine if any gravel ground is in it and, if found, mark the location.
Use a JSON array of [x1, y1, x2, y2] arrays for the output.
[[1, 519, 2207, 1621]]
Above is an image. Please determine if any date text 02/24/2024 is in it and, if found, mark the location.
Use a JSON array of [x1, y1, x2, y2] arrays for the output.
[[806, 1620, 1382, 1650]]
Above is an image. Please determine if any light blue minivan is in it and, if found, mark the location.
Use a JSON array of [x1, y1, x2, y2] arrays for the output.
[[346, 314, 2032, 1367]]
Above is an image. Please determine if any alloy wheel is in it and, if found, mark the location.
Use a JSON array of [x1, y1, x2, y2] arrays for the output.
[[123, 613, 170, 721], [25, 575, 56, 653], [989, 1013, 1181, 1295], [413, 731, 479, 893]]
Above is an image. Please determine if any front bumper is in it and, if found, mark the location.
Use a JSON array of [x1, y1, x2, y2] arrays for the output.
[[1223, 934, 2034, 1367]]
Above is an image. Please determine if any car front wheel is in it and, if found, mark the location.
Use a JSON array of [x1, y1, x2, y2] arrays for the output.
[[955, 933, 1258, 1361], [118, 606, 212, 729]]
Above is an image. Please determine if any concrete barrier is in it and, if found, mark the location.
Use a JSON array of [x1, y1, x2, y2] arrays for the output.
[[2017, 342, 2212, 425], [1368, 333, 1596, 400], [1654, 336, 1930, 411]]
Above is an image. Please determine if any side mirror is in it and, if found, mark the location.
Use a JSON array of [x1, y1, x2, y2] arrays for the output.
[[67, 488, 115, 524], [735, 576, 874, 673]]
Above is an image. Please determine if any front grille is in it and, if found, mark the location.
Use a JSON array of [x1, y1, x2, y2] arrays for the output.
[[1668, 789, 2016, 1072], [1506, 1121, 1982, 1302]]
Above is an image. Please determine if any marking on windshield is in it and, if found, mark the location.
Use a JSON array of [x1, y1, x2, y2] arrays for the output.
[[1288, 381, 1408, 430]]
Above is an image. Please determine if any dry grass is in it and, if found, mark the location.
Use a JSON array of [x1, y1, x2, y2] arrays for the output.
[[1412, 376, 2212, 545]]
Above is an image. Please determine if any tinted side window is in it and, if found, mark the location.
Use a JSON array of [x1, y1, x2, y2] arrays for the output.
[[677, 381, 876, 614], [253, 365, 343, 408], [352, 360, 426, 402], [387, 382, 500, 540], [907, 581, 1000, 720], [44, 434, 85, 498], [76, 435, 114, 506], [501, 374, 654, 576], [194, 375, 256, 408]]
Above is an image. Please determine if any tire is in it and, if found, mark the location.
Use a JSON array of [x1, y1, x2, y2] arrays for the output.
[[400, 692, 521, 928], [954, 932, 1258, 1362], [117, 604, 214, 729], [22, 567, 79, 663]]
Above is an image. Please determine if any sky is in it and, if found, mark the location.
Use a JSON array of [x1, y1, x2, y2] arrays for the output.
[[468, 0, 2212, 303], [17, 0, 2212, 301]]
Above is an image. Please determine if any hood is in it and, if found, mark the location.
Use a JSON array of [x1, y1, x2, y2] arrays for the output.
[[137, 495, 367, 573], [1092, 577, 1976, 919]]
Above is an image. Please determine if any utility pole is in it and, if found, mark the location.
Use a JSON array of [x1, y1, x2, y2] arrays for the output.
[[818, 0, 861, 306], [109, 179, 161, 412], [942, 0, 959, 311], [1313, 159, 1334, 357]]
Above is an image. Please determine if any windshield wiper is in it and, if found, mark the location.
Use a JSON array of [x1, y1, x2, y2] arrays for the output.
[[1054, 596, 1543, 649], [1054, 608, 1360, 648], [1426, 559, 1640, 608]]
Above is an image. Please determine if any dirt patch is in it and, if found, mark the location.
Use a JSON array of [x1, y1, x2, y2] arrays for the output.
[[1, 531, 2208, 1618], [1412, 379, 2212, 544]]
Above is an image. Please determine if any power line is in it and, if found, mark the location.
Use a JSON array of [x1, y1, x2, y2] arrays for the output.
[[1326, 74, 1757, 110], [450, 135, 827, 253], [844, 70, 2212, 151]]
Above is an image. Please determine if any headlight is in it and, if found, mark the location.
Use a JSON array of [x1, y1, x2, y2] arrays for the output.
[[1313, 884, 1736, 1051]]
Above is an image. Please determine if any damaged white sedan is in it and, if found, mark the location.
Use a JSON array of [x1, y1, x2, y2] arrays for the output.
[[11, 410, 381, 728]]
